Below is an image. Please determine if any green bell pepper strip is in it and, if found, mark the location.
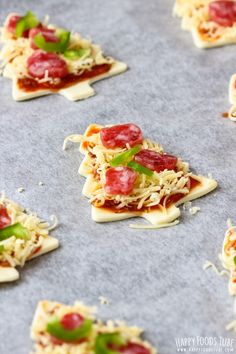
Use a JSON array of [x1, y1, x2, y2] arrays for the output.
[[0, 245, 5, 253], [110, 146, 141, 167], [127, 161, 154, 177], [234, 256, 236, 266], [15, 11, 40, 38], [64, 48, 91, 60], [46, 317, 92, 342], [33, 29, 70, 53], [0, 223, 30, 241], [95, 333, 126, 354]]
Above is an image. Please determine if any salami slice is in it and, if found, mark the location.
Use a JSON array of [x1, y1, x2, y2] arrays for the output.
[[120, 343, 151, 354], [105, 167, 137, 195], [100, 124, 143, 148], [6, 15, 29, 37], [134, 149, 177, 173], [60, 313, 84, 330], [29, 27, 58, 50], [209, 1, 236, 27], [0, 207, 11, 229], [27, 50, 69, 79]]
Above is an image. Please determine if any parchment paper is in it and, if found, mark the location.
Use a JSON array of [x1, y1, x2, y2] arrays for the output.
[[0, 0, 235, 353]]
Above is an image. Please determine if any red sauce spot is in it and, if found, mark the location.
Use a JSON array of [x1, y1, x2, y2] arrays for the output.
[[18, 63, 111, 92], [0, 260, 11, 267], [30, 245, 42, 256], [82, 125, 102, 149], [222, 112, 229, 118]]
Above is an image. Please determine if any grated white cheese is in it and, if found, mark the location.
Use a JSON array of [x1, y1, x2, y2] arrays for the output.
[[129, 220, 180, 230], [17, 187, 25, 193]]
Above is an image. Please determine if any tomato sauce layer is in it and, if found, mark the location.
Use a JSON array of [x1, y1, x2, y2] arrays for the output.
[[17, 64, 111, 92]]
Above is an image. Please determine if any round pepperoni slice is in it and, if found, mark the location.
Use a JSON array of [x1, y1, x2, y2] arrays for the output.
[[60, 313, 84, 330], [27, 50, 69, 79], [0, 207, 11, 229], [100, 124, 143, 149], [105, 167, 137, 195], [120, 343, 151, 354], [6, 15, 30, 37], [209, 1, 236, 27], [29, 27, 58, 50], [134, 149, 177, 173]]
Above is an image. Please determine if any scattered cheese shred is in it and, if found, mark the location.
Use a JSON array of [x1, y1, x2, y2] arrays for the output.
[[98, 296, 109, 305], [129, 220, 180, 230], [17, 187, 25, 193], [189, 206, 201, 215]]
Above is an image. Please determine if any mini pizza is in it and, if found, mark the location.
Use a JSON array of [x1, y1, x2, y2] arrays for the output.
[[204, 221, 236, 332], [64, 123, 217, 228], [0, 12, 127, 101], [220, 220, 236, 295], [0, 194, 58, 282], [31, 300, 156, 354], [173, 1, 236, 48]]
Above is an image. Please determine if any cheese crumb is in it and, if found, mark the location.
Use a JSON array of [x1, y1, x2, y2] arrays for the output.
[[99, 296, 109, 305], [183, 201, 192, 210], [17, 187, 25, 193], [189, 206, 201, 215], [38, 181, 44, 186], [208, 173, 213, 179]]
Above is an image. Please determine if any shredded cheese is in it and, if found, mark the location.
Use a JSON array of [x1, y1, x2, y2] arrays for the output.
[[0, 193, 57, 268], [31, 300, 157, 354], [129, 220, 180, 229]]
